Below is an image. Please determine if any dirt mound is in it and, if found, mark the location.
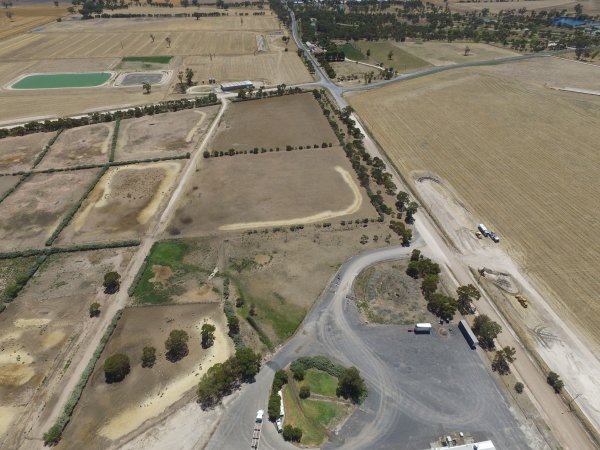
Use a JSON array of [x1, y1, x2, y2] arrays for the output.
[[149, 265, 173, 285]]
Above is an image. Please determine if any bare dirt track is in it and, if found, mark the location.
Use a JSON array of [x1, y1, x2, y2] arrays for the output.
[[0, 168, 100, 250], [169, 148, 375, 235], [60, 303, 233, 450], [0, 248, 135, 447], [211, 94, 337, 152]]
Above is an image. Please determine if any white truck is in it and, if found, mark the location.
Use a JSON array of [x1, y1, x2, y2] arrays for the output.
[[414, 323, 432, 334], [478, 224, 490, 237]]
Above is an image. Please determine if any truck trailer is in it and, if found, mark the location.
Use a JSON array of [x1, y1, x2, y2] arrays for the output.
[[414, 323, 432, 334], [458, 319, 477, 349], [478, 224, 490, 237]]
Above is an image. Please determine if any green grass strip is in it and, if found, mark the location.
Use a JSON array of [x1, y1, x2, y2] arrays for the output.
[[121, 56, 173, 64], [31, 128, 64, 169], [109, 118, 120, 162], [45, 165, 109, 246]]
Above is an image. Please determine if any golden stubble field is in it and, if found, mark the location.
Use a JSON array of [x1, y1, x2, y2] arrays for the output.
[[349, 60, 600, 348], [0, 8, 312, 123]]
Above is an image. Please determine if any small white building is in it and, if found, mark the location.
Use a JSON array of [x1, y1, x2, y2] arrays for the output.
[[220, 80, 254, 92]]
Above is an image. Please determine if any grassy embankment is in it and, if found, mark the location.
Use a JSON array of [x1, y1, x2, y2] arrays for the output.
[[354, 41, 431, 71], [282, 369, 349, 446]]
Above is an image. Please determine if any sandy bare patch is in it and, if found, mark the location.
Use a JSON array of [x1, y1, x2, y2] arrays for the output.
[[254, 254, 271, 265], [98, 321, 230, 440], [14, 318, 50, 328], [42, 330, 66, 351], [0, 406, 23, 440], [219, 166, 362, 231], [149, 265, 173, 285], [0, 363, 35, 387]]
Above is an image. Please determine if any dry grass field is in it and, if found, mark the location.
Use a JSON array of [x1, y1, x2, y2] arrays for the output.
[[114, 107, 219, 161], [169, 148, 376, 234], [0, 176, 19, 197], [398, 41, 519, 66], [0, 169, 100, 251], [0, 248, 136, 445], [37, 123, 113, 170], [349, 61, 600, 348], [431, 0, 600, 14], [60, 303, 233, 448], [0, 5, 69, 41], [0, 8, 311, 123], [0, 131, 54, 173], [211, 94, 337, 152], [58, 162, 183, 245]]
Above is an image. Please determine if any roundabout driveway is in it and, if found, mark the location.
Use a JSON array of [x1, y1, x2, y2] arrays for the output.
[[206, 245, 542, 450]]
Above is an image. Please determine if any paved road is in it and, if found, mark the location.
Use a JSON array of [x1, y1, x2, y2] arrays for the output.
[[206, 243, 539, 450]]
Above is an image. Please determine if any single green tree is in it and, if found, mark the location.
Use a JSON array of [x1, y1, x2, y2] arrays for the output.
[[472, 314, 502, 350], [233, 347, 261, 381], [299, 385, 311, 399], [456, 284, 481, 314], [185, 67, 194, 86], [336, 367, 367, 403], [103, 271, 121, 294], [104, 353, 130, 383], [142, 82, 151, 94], [141, 346, 156, 368], [492, 346, 516, 375], [201, 323, 216, 349], [547, 371, 564, 393], [421, 274, 439, 299], [282, 425, 302, 442], [165, 329, 189, 362], [227, 315, 240, 336], [89, 302, 101, 317]]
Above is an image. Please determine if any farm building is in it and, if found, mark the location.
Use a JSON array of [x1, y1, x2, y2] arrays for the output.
[[220, 80, 254, 92]]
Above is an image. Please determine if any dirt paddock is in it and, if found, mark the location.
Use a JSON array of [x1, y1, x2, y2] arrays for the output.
[[58, 162, 183, 245], [0, 132, 54, 173], [114, 106, 219, 161], [0, 248, 135, 446], [37, 123, 113, 170], [211, 94, 337, 152], [0, 168, 100, 251], [169, 148, 376, 235], [61, 303, 233, 449]]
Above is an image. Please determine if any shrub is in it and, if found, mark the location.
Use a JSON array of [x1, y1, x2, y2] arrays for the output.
[[89, 302, 101, 317], [165, 329, 189, 362], [290, 361, 305, 381], [282, 425, 302, 442], [336, 366, 367, 403], [299, 385, 311, 399], [43, 425, 62, 446], [268, 391, 281, 421], [547, 371, 564, 393], [142, 346, 157, 368], [515, 382, 524, 394], [201, 323, 216, 349], [104, 353, 131, 383], [103, 271, 121, 294]]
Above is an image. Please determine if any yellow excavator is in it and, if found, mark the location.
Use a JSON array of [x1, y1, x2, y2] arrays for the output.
[[515, 294, 528, 308]]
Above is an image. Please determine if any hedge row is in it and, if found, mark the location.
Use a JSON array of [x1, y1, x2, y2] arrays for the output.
[[2, 255, 47, 303], [31, 129, 63, 169], [246, 316, 273, 351], [109, 118, 120, 163], [45, 166, 110, 246], [0, 153, 192, 178], [203, 142, 333, 158], [291, 356, 345, 379], [44, 309, 124, 445], [0, 240, 140, 260], [223, 299, 244, 350], [268, 370, 288, 421], [0, 173, 30, 205], [0, 95, 218, 140]]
